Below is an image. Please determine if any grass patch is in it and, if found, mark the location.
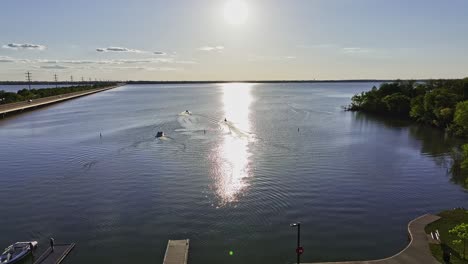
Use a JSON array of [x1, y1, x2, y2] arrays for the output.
[[425, 208, 468, 263]]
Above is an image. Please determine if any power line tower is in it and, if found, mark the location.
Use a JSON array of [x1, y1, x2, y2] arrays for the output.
[[25, 71, 32, 90], [54, 74, 58, 88], [70, 75, 73, 83]]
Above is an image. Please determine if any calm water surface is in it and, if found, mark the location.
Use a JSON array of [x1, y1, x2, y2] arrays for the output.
[[0, 83, 466, 264]]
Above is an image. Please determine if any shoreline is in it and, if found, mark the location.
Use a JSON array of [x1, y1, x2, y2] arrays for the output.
[[0, 83, 124, 118], [306, 214, 441, 264]]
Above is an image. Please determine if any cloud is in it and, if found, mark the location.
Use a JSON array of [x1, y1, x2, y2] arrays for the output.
[[0, 56, 15, 62], [0, 56, 30, 63], [101, 66, 181, 71], [96, 46, 143, 53], [39, 65, 69, 69], [248, 55, 297, 62], [297, 44, 337, 49], [3, 43, 46, 50], [153, 51, 166, 55], [174, 60, 197, 64], [198, 46, 224, 52], [342, 47, 372, 54]]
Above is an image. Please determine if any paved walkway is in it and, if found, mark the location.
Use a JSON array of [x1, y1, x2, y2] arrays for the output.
[[305, 214, 441, 264]]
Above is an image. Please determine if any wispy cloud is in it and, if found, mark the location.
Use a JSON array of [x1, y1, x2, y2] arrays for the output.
[[0, 56, 197, 70], [153, 51, 166, 55], [101, 66, 181, 71], [39, 64, 69, 69], [297, 44, 337, 49], [342, 47, 373, 54], [2, 43, 46, 50], [0, 56, 30, 63], [0, 56, 16, 62], [96, 46, 144, 53], [198, 46, 224, 52], [248, 55, 297, 62]]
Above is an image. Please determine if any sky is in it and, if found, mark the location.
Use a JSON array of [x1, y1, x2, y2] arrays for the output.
[[1, 0, 468, 81]]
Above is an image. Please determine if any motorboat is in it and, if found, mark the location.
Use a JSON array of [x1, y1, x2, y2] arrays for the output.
[[156, 131, 164, 138], [0, 241, 37, 264], [184, 110, 192, 115]]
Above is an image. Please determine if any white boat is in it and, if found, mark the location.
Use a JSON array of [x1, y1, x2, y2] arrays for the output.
[[0, 241, 37, 264]]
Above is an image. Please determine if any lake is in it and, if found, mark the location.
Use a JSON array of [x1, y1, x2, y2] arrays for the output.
[[0, 83, 466, 264]]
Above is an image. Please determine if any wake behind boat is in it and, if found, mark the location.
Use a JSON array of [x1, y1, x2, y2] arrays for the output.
[[0, 241, 37, 264]]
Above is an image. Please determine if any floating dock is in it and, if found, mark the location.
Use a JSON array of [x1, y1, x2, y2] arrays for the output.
[[305, 214, 441, 264], [33, 243, 75, 264], [163, 239, 190, 264]]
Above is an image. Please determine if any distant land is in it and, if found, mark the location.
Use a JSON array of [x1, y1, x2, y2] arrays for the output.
[[0, 79, 433, 86]]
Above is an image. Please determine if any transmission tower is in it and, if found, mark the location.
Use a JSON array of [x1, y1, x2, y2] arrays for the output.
[[54, 74, 58, 88], [25, 71, 32, 90]]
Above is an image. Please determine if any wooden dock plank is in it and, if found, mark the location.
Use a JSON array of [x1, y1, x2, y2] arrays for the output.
[[33, 243, 75, 264], [163, 239, 189, 264]]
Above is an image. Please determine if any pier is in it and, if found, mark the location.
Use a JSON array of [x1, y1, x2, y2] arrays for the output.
[[0, 84, 124, 117], [33, 243, 75, 264], [305, 214, 441, 264], [163, 239, 190, 264]]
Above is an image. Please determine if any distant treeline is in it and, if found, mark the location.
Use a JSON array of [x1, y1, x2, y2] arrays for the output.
[[0, 83, 116, 104], [348, 78, 468, 188], [0, 81, 116, 85], [348, 78, 468, 137], [125, 80, 401, 84]]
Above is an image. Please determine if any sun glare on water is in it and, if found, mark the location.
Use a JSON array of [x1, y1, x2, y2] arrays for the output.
[[224, 0, 249, 25]]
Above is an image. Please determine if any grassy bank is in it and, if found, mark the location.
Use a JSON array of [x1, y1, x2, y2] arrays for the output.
[[425, 209, 468, 264], [0, 83, 117, 105]]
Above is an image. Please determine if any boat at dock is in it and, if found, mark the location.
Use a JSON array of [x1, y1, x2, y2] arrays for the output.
[[0, 241, 37, 264]]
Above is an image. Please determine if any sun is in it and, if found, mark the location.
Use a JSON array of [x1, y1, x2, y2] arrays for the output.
[[224, 0, 249, 25]]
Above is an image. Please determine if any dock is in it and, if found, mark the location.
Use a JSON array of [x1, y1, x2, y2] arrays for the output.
[[0, 84, 124, 117], [305, 214, 441, 264], [33, 243, 75, 264], [163, 239, 190, 264]]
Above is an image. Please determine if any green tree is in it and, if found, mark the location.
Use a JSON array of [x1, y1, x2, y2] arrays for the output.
[[454, 101, 468, 132], [382, 93, 411, 116], [449, 223, 468, 259]]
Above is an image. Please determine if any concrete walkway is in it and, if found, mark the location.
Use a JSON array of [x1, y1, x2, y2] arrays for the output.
[[0, 84, 123, 116], [306, 214, 441, 264]]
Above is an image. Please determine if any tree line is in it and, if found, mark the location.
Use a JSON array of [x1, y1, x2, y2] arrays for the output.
[[0, 83, 116, 104], [348, 78, 468, 137], [348, 78, 468, 188]]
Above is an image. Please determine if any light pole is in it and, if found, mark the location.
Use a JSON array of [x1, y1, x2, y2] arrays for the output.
[[290, 222, 302, 264]]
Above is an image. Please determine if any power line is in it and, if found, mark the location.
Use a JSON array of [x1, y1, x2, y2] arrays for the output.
[[54, 74, 58, 88], [25, 71, 32, 90]]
